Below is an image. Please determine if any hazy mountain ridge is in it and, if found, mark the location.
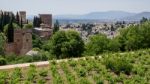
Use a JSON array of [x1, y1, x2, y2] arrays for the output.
[[27, 11, 150, 21], [122, 12, 150, 21], [80, 11, 135, 20]]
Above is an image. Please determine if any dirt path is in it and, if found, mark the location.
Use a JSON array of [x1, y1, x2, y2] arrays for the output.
[[0, 56, 102, 70], [0, 61, 49, 70]]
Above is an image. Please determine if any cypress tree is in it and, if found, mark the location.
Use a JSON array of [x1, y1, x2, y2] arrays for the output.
[[1, 12, 4, 32], [20, 17, 23, 28], [7, 18, 14, 42], [39, 17, 42, 27], [3, 12, 11, 27], [37, 17, 41, 27], [0, 11, 3, 32], [33, 16, 41, 27], [53, 20, 60, 34], [35, 17, 38, 27], [33, 16, 37, 27], [26, 19, 28, 24], [16, 12, 20, 25]]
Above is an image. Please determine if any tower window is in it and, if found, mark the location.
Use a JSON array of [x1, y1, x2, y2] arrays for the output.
[[22, 33, 25, 35], [26, 39, 29, 42]]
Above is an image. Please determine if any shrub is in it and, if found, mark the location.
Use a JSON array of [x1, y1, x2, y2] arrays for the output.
[[116, 21, 150, 51], [4, 54, 17, 63], [10, 68, 22, 84], [0, 71, 8, 84], [27, 64, 37, 81], [23, 23, 33, 29], [39, 69, 48, 77], [50, 30, 85, 58], [37, 78, 46, 84], [78, 68, 86, 77], [0, 57, 7, 65], [85, 34, 109, 55], [0, 33, 6, 55], [96, 80, 103, 84], [79, 78, 90, 84], [68, 60, 77, 67], [104, 55, 133, 75]]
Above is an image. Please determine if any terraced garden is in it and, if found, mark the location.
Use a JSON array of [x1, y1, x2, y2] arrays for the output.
[[0, 49, 150, 84]]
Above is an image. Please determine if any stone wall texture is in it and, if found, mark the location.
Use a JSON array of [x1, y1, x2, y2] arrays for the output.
[[5, 29, 32, 55]]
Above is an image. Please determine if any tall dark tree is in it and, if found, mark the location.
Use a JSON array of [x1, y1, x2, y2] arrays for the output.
[[33, 16, 41, 27], [81, 24, 86, 31], [26, 19, 28, 24], [33, 16, 36, 27], [0, 11, 17, 32], [0, 11, 3, 32], [53, 20, 59, 34], [16, 12, 20, 25], [140, 17, 148, 23], [110, 25, 115, 31], [3, 12, 11, 28], [20, 17, 23, 28], [7, 18, 14, 42]]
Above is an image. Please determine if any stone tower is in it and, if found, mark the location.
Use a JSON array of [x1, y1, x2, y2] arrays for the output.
[[5, 29, 32, 55], [19, 11, 26, 24], [14, 29, 32, 55], [39, 14, 52, 28]]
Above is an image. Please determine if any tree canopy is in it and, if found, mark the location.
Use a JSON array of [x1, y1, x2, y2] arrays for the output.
[[47, 30, 84, 58], [23, 23, 33, 29], [85, 34, 109, 55], [116, 21, 150, 51], [0, 33, 6, 55]]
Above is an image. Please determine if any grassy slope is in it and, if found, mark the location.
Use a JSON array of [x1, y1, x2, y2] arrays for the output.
[[0, 49, 150, 84]]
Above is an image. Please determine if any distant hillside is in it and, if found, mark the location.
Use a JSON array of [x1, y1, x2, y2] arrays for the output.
[[80, 11, 135, 20], [54, 11, 150, 21], [28, 11, 150, 21], [123, 12, 150, 21], [54, 11, 135, 20]]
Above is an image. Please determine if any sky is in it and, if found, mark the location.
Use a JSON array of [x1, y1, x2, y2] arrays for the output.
[[0, 0, 150, 15]]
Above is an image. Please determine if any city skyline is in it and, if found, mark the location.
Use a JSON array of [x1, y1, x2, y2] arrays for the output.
[[0, 0, 150, 15]]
